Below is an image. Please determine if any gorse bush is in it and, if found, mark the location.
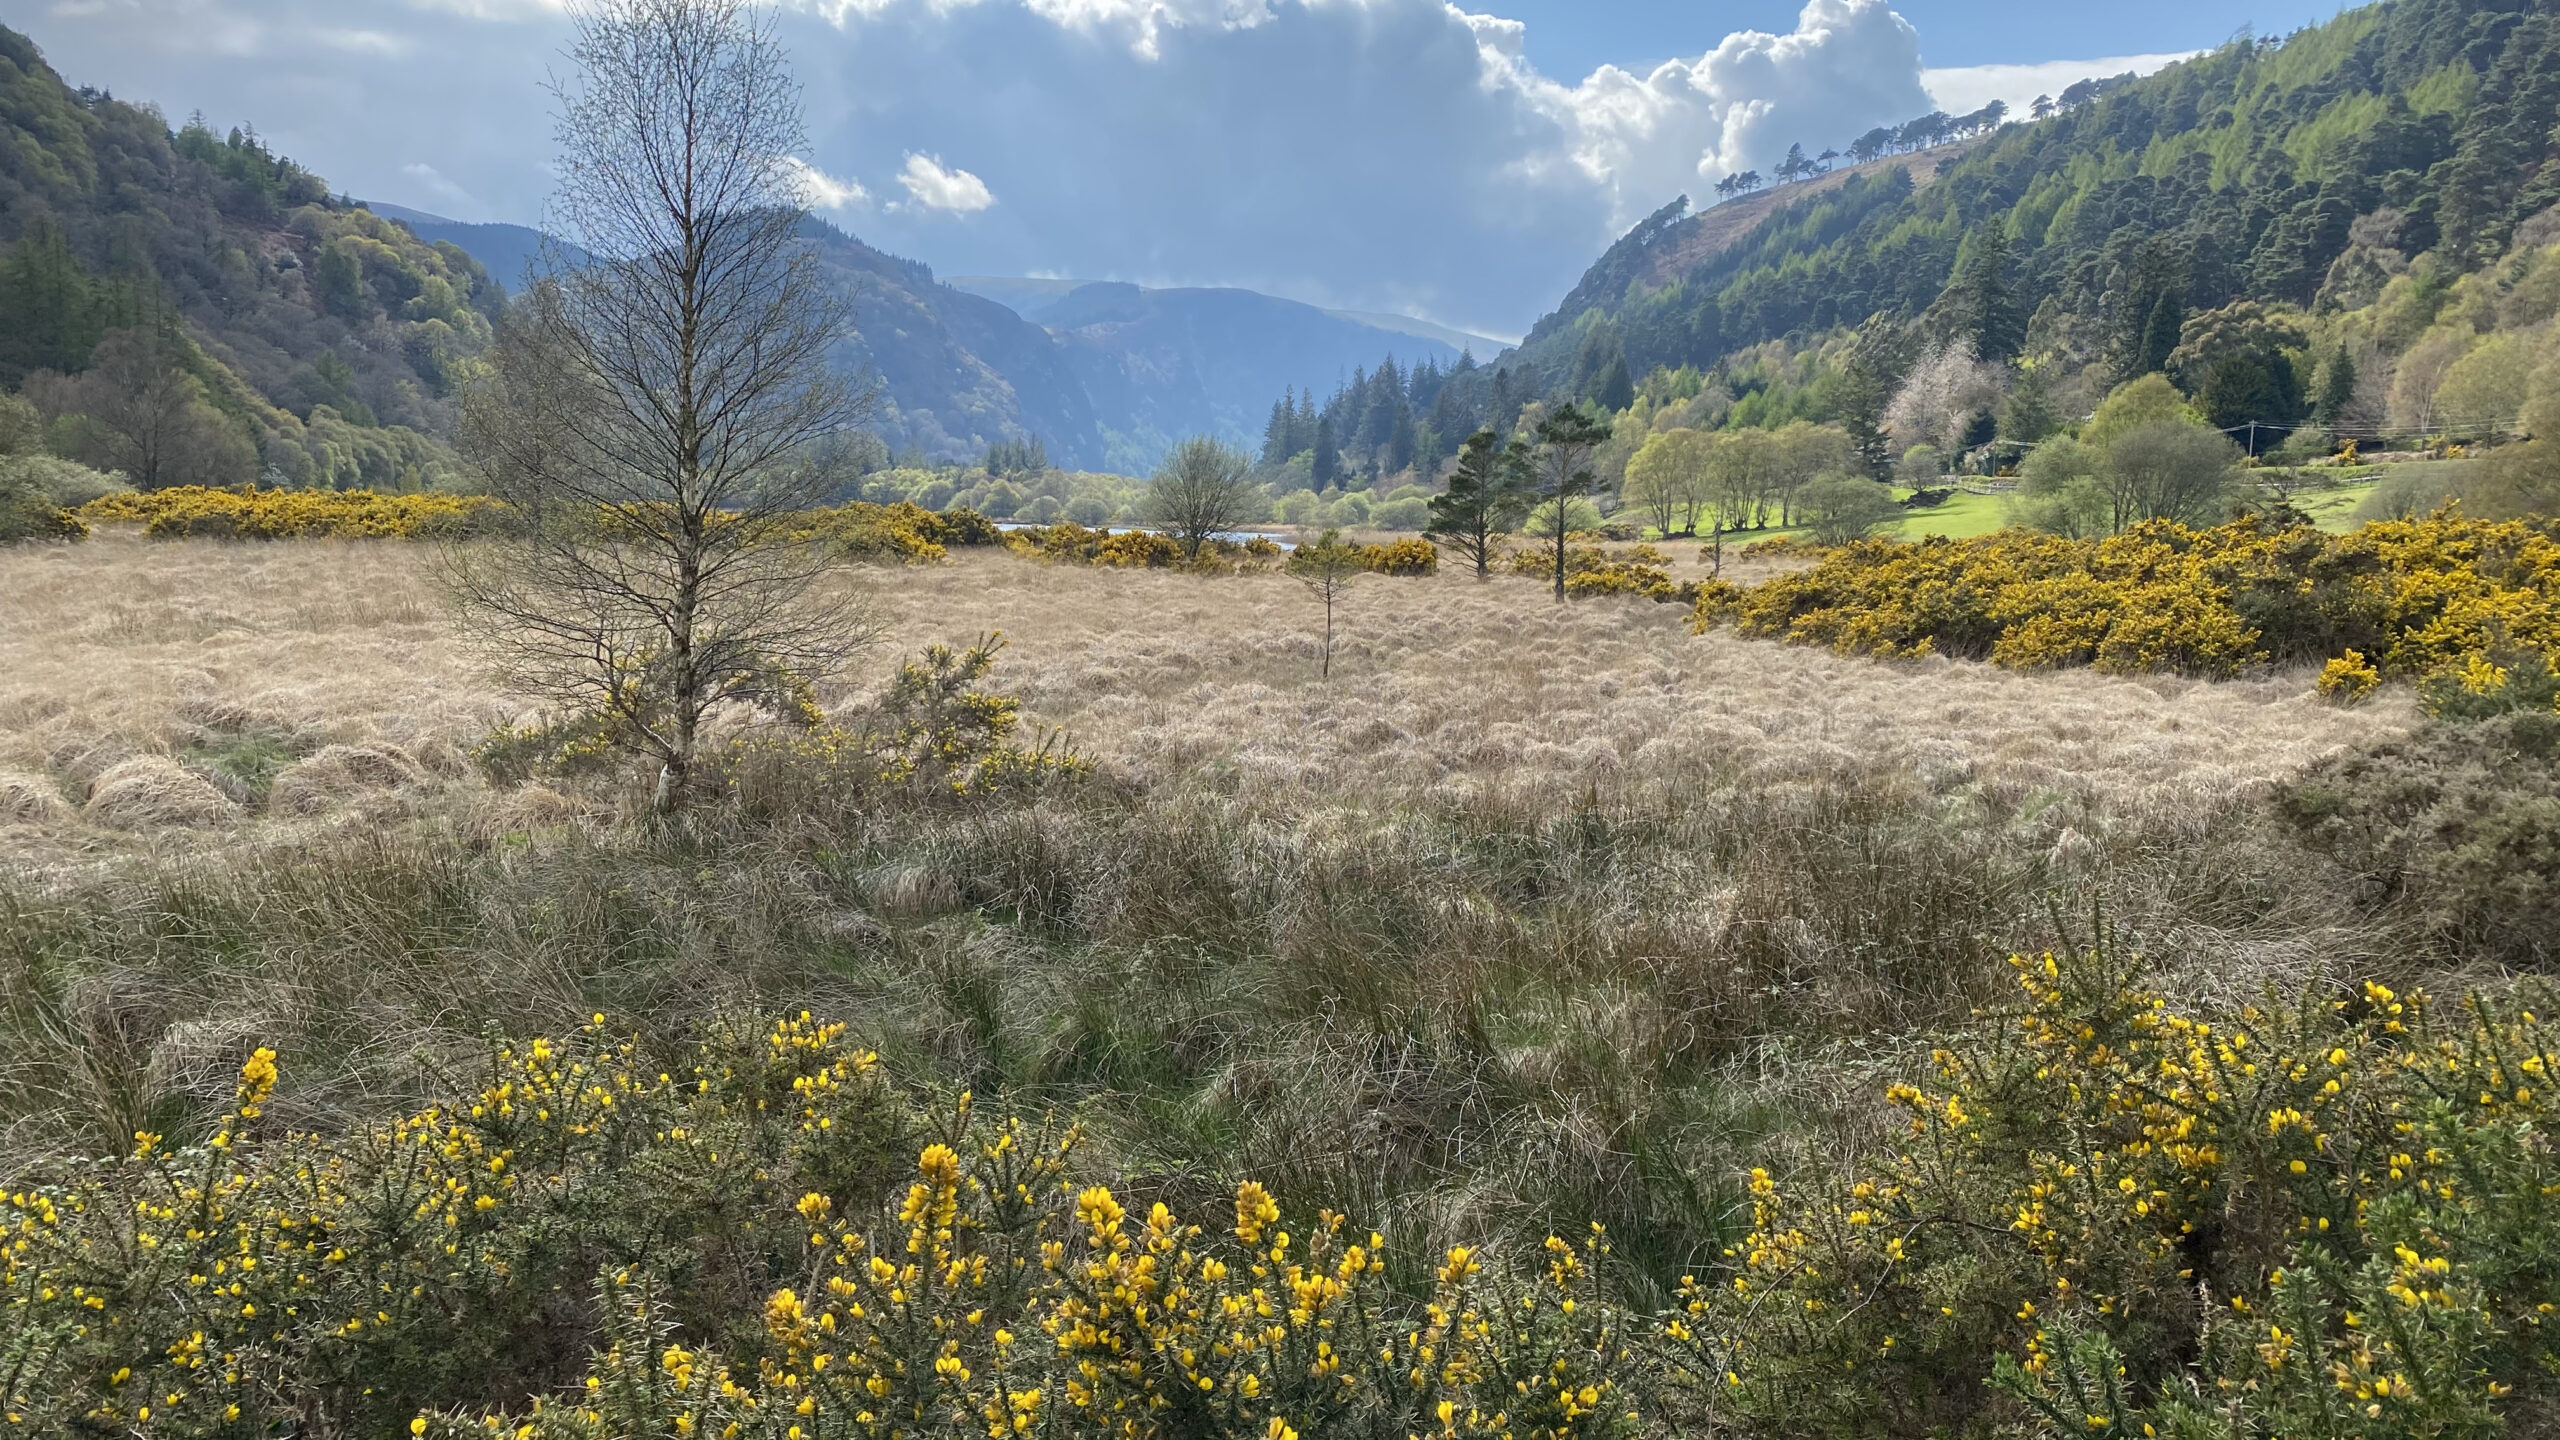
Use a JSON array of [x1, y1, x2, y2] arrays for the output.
[[12, 959, 2559, 1438], [1663, 948, 2560, 1439], [1354, 537, 1439, 577], [79, 484, 503, 540], [1699, 511, 2560, 682], [718, 635, 1091, 811], [1002, 521, 1280, 571], [1, 1017, 1634, 1440], [1506, 538, 1692, 603], [778, 503, 1006, 565], [0, 464, 86, 543]]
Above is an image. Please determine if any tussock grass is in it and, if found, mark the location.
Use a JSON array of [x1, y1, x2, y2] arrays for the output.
[[0, 538, 2431, 1299]]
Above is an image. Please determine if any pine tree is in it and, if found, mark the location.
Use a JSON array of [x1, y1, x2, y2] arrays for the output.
[[1955, 228, 2024, 362], [1528, 403, 1611, 602], [2000, 360, 2059, 444], [1388, 406, 1417, 474], [1311, 414, 1339, 491], [1263, 388, 1296, 466], [2314, 346, 2357, 430], [1426, 429, 1532, 578], [0, 215, 106, 381], [1593, 354, 1634, 414]]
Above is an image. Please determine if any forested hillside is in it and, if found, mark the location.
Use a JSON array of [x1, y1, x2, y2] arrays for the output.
[[1524, 0, 2556, 395], [0, 26, 502, 491]]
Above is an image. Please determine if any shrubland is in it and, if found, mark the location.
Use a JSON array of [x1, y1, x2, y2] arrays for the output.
[[21, 527, 2560, 1436]]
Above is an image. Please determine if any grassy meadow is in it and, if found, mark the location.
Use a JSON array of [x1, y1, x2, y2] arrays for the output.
[[9, 527, 2560, 1437]]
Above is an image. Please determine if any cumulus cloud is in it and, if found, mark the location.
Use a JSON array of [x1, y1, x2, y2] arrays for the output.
[[895, 153, 995, 212], [1486, 0, 1932, 221], [786, 157, 872, 210], [1923, 52, 2196, 117]]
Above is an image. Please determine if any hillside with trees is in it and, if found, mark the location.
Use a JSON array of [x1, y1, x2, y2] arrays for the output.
[[0, 26, 504, 492], [1233, 0, 2558, 541]]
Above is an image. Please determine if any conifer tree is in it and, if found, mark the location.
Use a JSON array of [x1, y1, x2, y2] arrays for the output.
[[1426, 428, 1531, 578], [1528, 403, 1610, 601], [1311, 414, 1339, 490]]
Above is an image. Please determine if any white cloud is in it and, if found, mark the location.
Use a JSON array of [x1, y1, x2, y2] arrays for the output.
[[1923, 52, 2197, 118], [316, 27, 410, 54], [400, 160, 480, 208], [1489, 0, 1932, 224], [896, 152, 995, 213], [786, 156, 872, 210]]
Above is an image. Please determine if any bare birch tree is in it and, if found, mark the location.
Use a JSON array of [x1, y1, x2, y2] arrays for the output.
[[449, 0, 872, 814]]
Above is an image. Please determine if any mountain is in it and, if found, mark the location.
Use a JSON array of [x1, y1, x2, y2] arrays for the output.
[[362, 203, 562, 290], [366, 202, 1485, 473], [0, 25, 503, 489], [1023, 281, 1481, 474], [1513, 0, 2560, 391], [798, 222, 1111, 468], [947, 275, 1505, 354]]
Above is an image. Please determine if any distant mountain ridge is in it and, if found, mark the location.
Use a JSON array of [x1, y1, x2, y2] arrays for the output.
[[370, 204, 1481, 474], [947, 275, 1506, 354]]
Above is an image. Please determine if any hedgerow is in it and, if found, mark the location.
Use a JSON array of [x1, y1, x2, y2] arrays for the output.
[[1697, 512, 2560, 683], [78, 485, 503, 540]]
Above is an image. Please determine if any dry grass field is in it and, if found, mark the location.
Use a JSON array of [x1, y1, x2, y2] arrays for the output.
[[16, 531, 2552, 1439], [0, 534, 2419, 871]]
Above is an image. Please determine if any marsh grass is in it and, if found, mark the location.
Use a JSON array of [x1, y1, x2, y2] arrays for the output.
[[0, 538, 2433, 1303]]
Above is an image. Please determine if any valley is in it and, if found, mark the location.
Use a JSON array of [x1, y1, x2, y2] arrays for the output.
[[3, 0, 2560, 1435]]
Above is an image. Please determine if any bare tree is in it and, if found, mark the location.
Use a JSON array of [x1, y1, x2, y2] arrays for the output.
[[449, 0, 872, 814], [28, 329, 256, 491], [1146, 436, 1260, 561]]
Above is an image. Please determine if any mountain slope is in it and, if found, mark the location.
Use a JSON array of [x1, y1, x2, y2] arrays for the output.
[[0, 25, 502, 488], [801, 223, 1110, 467], [1031, 282, 1472, 475], [1516, 0, 2560, 386], [363, 203, 560, 290]]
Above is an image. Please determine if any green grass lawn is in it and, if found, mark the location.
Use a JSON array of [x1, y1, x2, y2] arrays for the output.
[[1886, 488, 2011, 540]]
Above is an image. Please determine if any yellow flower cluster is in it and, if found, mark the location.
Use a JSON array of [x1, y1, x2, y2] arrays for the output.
[[774, 503, 1007, 564], [1354, 538, 1440, 577], [1, 1008, 1635, 1440], [1509, 538, 1693, 603], [1666, 945, 2560, 1439], [80, 484, 502, 540], [1698, 511, 2560, 685]]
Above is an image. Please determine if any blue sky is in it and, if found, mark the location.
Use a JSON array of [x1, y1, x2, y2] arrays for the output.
[[0, 0, 2356, 337]]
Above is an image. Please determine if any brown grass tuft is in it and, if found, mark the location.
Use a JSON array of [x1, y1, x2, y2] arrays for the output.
[[0, 770, 65, 823], [81, 757, 236, 829], [267, 743, 431, 815]]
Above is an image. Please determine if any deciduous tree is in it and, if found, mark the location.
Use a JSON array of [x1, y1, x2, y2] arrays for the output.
[[449, 0, 872, 816]]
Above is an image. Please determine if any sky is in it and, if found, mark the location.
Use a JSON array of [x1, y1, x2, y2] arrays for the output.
[[0, 0, 2352, 339]]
